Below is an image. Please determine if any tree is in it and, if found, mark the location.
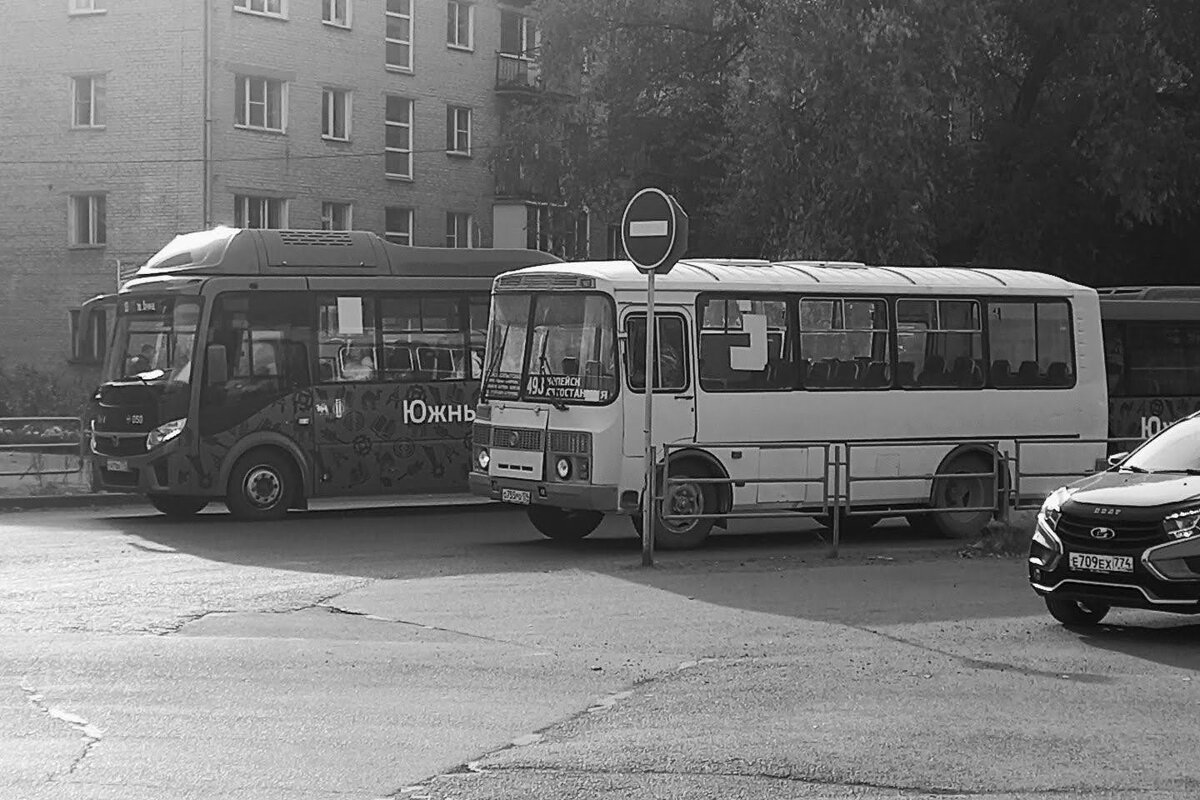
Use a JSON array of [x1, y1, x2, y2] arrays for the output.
[[508, 0, 1200, 281]]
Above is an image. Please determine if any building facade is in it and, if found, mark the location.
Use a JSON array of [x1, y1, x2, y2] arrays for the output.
[[1, 0, 580, 379]]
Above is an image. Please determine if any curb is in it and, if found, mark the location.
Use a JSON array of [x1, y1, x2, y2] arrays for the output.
[[0, 492, 504, 513], [0, 493, 140, 511]]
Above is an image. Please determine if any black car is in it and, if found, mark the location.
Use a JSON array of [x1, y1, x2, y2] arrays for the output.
[[1029, 412, 1200, 626]]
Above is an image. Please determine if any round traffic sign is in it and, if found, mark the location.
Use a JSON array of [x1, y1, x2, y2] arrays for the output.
[[620, 187, 689, 274]]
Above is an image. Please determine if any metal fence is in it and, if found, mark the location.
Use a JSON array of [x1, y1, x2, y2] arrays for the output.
[[659, 434, 1147, 557], [0, 417, 88, 483]]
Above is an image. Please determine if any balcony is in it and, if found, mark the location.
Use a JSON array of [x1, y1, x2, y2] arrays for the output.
[[495, 52, 575, 99], [492, 153, 561, 202]]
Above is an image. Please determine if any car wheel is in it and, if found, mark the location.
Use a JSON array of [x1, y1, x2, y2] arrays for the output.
[[527, 506, 604, 540], [632, 462, 716, 550], [226, 449, 297, 522], [1045, 595, 1110, 626], [148, 494, 209, 518]]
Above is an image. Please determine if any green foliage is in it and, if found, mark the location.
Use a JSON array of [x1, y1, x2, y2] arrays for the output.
[[0, 359, 95, 418], [517, 0, 1200, 279]]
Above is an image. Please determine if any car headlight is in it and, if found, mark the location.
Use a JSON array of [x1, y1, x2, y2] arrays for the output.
[[1038, 486, 1074, 532], [1164, 508, 1200, 540], [476, 448, 490, 470], [145, 418, 186, 449], [555, 456, 572, 480]]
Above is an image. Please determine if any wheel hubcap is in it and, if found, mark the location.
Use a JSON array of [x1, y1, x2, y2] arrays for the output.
[[663, 481, 702, 533], [244, 466, 282, 509]]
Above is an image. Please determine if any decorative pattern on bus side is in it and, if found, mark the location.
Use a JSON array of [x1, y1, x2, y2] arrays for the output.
[[166, 382, 480, 497]]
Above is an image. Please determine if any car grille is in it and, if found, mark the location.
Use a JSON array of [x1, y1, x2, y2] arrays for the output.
[[1057, 514, 1165, 552], [491, 426, 543, 451], [93, 433, 147, 457], [549, 430, 590, 455]]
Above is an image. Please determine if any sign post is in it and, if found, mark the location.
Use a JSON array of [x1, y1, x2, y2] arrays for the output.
[[620, 188, 689, 567]]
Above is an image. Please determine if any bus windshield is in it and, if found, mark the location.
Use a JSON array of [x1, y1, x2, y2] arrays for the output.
[[483, 293, 618, 405], [105, 296, 202, 386]]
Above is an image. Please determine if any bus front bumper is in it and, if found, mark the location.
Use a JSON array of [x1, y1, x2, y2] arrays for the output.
[[469, 473, 622, 513], [90, 437, 199, 496]]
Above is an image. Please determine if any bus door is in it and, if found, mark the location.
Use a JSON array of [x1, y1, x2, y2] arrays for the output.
[[621, 309, 697, 462]]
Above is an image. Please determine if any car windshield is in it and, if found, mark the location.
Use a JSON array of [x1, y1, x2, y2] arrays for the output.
[[105, 296, 202, 386], [1120, 417, 1200, 473], [482, 292, 618, 405]]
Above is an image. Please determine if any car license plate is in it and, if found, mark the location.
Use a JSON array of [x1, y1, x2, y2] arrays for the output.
[[1069, 552, 1134, 573], [106, 459, 131, 473], [501, 488, 531, 505]]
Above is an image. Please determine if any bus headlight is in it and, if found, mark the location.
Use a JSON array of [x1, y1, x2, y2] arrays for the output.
[[146, 418, 186, 449], [476, 448, 490, 470], [555, 456, 572, 480]]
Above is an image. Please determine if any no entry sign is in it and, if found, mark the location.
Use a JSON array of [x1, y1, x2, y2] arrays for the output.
[[620, 188, 689, 275]]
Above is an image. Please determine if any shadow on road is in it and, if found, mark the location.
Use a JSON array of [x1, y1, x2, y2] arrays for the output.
[[78, 501, 1024, 625], [1074, 620, 1200, 671]]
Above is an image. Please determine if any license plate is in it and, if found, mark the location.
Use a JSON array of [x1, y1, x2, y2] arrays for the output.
[[501, 488, 531, 505], [1069, 552, 1134, 574], [106, 459, 131, 473]]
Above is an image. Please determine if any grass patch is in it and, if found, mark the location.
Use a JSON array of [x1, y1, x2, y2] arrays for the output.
[[960, 509, 1037, 558]]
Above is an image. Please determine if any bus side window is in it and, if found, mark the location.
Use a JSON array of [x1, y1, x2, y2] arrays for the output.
[[318, 296, 377, 383]]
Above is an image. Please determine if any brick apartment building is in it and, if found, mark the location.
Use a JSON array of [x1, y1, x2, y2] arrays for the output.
[[1, 0, 588, 379]]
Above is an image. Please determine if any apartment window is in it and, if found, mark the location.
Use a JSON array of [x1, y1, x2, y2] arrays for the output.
[[322, 88, 350, 141], [322, 0, 350, 27], [234, 195, 287, 229], [69, 0, 104, 14], [445, 212, 473, 248], [446, 1, 473, 49], [385, 0, 412, 71], [385, 206, 413, 245], [385, 96, 413, 179], [71, 75, 105, 128], [446, 106, 471, 155], [234, 0, 286, 18], [499, 10, 536, 57], [235, 75, 286, 132], [321, 202, 352, 231], [68, 194, 106, 246]]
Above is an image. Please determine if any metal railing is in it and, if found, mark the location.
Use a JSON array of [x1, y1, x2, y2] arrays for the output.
[[657, 435, 1144, 558], [0, 417, 88, 483]]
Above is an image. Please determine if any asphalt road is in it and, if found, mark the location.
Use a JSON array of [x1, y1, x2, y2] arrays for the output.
[[2, 500, 1198, 800]]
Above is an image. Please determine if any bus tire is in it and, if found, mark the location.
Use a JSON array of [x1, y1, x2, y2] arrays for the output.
[[226, 449, 297, 522], [148, 494, 208, 518], [527, 506, 603, 540], [929, 451, 996, 539], [815, 511, 880, 536], [633, 461, 717, 550]]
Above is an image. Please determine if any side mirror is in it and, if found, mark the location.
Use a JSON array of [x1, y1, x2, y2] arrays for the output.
[[205, 344, 228, 386], [1107, 452, 1129, 467]]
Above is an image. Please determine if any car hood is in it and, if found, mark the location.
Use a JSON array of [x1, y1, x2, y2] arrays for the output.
[[1065, 470, 1200, 509]]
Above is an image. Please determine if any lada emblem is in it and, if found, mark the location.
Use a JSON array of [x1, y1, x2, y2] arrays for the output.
[[1090, 527, 1116, 540]]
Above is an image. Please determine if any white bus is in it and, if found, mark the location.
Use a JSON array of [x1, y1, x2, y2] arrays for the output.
[[467, 259, 1108, 549]]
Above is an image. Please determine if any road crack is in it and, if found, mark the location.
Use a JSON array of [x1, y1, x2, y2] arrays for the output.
[[22, 685, 103, 779], [319, 603, 546, 651]]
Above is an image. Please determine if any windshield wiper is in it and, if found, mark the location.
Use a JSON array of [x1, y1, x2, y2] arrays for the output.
[[1117, 464, 1148, 473], [1146, 468, 1200, 476]]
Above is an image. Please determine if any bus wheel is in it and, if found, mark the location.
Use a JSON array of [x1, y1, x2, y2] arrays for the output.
[[1045, 596, 1109, 627], [633, 462, 716, 550], [929, 451, 996, 539], [527, 506, 603, 541], [815, 511, 880, 536], [226, 450, 296, 521], [148, 494, 209, 518]]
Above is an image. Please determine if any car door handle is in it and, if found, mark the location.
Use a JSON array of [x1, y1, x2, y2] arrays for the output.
[[675, 394, 694, 401]]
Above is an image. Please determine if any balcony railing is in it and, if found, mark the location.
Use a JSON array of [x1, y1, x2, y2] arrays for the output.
[[495, 52, 542, 93]]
